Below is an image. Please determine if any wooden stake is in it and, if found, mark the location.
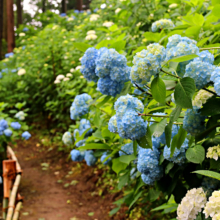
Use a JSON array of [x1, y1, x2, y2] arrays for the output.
[[6, 174, 21, 220], [6, 0, 15, 52], [12, 201, 22, 220], [7, 147, 22, 174]]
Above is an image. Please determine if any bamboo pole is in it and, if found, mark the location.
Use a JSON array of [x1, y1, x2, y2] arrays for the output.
[[6, 174, 21, 220], [7, 147, 22, 173], [2, 198, 8, 219], [12, 201, 22, 220]]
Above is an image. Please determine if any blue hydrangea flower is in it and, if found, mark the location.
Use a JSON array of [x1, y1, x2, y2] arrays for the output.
[[4, 129, 12, 137], [0, 119, 8, 131], [23, 27, 29, 32], [163, 138, 189, 164], [75, 139, 86, 148], [211, 67, 220, 96], [5, 52, 14, 58], [81, 47, 98, 82], [97, 76, 124, 97], [22, 131, 31, 140], [84, 150, 97, 166], [194, 51, 214, 64], [78, 119, 93, 137], [108, 115, 118, 133], [131, 43, 166, 86], [119, 143, 134, 156], [62, 131, 73, 146], [0, 72, 2, 79], [15, 111, 25, 121], [70, 93, 92, 120], [184, 60, 215, 89], [70, 149, 84, 162], [100, 152, 111, 165], [152, 19, 175, 32], [183, 107, 207, 136], [137, 147, 163, 185], [158, 124, 179, 145], [11, 122, 21, 130], [109, 95, 146, 140], [60, 13, 66, 17]]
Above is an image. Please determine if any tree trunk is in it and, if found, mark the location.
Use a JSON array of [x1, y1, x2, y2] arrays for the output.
[[76, 0, 83, 11], [61, 0, 67, 13], [6, 0, 15, 53], [17, 0, 22, 27], [42, 0, 46, 13], [0, 0, 3, 59]]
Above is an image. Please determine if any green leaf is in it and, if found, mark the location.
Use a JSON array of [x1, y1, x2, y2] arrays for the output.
[[200, 97, 220, 116], [133, 140, 138, 156], [165, 106, 182, 147], [72, 42, 92, 52], [143, 32, 161, 42], [192, 170, 220, 180], [174, 77, 196, 108], [129, 190, 142, 209], [150, 118, 167, 137], [119, 154, 136, 164], [212, 4, 220, 18], [167, 54, 198, 63], [186, 145, 205, 164], [147, 189, 160, 202], [151, 76, 166, 103], [111, 40, 126, 52], [137, 126, 152, 149], [96, 96, 111, 108], [118, 171, 129, 189], [112, 158, 128, 174], [109, 207, 121, 216], [171, 126, 187, 157], [151, 203, 178, 212], [79, 143, 110, 150], [165, 163, 174, 174]]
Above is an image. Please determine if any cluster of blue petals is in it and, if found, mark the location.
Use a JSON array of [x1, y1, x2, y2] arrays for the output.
[[81, 47, 130, 96], [84, 150, 97, 166], [211, 67, 220, 96], [108, 94, 146, 140], [137, 147, 163, 185], [201, 177, 220, 197], [70, 93, 92, 120], [130, 43, 166, 86], [183, 107, 207, 136], [11, 122, 21, 130], [22, 131, 31, 140], [100, 152, 111, 165]]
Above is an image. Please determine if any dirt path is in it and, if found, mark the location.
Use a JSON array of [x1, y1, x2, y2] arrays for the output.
[[12, 136, 126, 220]]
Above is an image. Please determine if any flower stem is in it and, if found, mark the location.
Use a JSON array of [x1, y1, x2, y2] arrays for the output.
[[160, 69, 180, 79], [138, 113, 184, 118], [202, 88, 219, 97], [134, 83, 152, 96], [200, 47, 220, 51], [148, 120, 183, 125]]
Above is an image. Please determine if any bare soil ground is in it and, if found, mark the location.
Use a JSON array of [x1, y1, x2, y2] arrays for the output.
[[12, 136, 128, 220]]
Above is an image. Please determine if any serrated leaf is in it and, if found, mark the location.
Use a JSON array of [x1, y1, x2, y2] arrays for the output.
[[174, 77, 195, 108], [186, 145, 205, 164], [72, 42, 92, 52], [129, 190, 142, 209], [151, 76, 166, 103], [119, 154, 136, 164], [165, 162, 174, 174], [168, 54, 198, 63], [111, 40, 126, 52], [192, 170, 220, 180], [150, 118, 167, 137], [137, 126, 152, 149], [112, 158, 128, 174]]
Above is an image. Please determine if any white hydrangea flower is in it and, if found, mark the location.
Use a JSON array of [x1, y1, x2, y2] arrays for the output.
[[66, 73, 72, 77], [90, 14, 100, 21], [177, 188, 207, 220], [63, 77, 70, 81], [17, 68, 26, 76], [19, 33, 25, 37], [87, 30, 96, 35], [115, 8, 121, 14], [103, 21, 114, 27], [75, 66, 81, 70], [56, 75, 65, 80], [100, 3, 106, 9], [85, 34, 97, 40], [204, 190, 220, 219], [136, 22, 142, 27], [213, 212, 220, 220], [67, 17, 74, 21], [54, 79, 61, 84], [169, 3, 178, 8], [70, 68, 75, 73], [206, 145, 220, 161], [193, 88, 215, 107]]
